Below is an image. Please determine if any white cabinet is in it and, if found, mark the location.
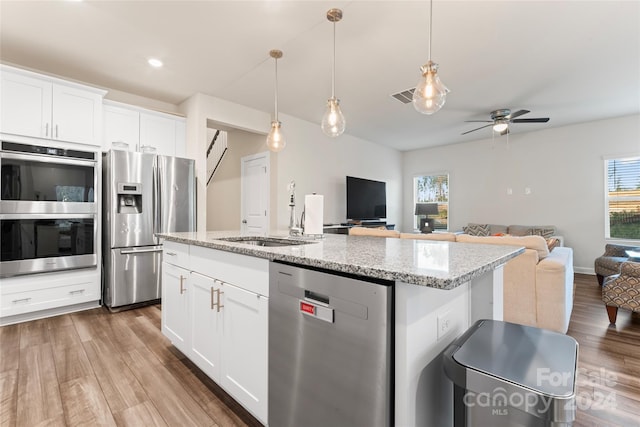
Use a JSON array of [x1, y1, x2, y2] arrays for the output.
[[161, 242, 191, 354], [161, 241, 269, 424], [189, 272, 222, 380], [0, 65, 105, 145], [221, 282, 268, 421], [0, 268, 101, 325], [103, 104, 139, 151], [103, 100, 186, 156]]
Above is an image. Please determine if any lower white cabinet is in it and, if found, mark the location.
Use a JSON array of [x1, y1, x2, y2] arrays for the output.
[[161, 261, 190, 354], [221, 281, 268, 421], [189, 272, 222, 380], [0, 268, 101, 325], [161, 241, 268, 424]]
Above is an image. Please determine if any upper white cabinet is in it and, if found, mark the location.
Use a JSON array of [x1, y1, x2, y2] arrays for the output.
[[103, 100, 186, 157], [0, 65, 106, 146], [103, 103, 139, 151]]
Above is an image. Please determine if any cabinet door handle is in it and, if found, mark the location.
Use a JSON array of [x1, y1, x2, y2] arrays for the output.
[[179, 275, 186, 294], [165, 251, 177, 256], [12, 297, 32, 304], [69, 289, 85, 296], [210, 286, 215, 310], [215, 288, 224, 312], [55, 124, 59, 138], [45, 123, 49, 137]]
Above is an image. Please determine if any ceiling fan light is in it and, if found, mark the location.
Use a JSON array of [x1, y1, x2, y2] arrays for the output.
[[321, 97, 346, 137], [266, 121, 286, 152], [493, 122, 509, 133], [412, 61, 450, 115]]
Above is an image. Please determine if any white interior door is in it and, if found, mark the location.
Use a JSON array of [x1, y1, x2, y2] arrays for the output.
[[240, 152, 269, 235]]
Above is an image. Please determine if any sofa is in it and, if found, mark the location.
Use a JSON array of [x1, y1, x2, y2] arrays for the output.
[[461, 223, 564, 246], [400, 232, 574, 333]]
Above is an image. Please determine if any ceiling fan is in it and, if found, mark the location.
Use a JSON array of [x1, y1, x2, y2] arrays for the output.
[[462, 109, 550, 136]]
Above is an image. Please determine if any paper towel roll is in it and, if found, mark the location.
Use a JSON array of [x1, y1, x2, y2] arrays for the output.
[[304, 194, 324, 236]]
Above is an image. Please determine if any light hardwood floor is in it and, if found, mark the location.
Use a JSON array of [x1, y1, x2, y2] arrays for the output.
[[1, 273, 639, 426]]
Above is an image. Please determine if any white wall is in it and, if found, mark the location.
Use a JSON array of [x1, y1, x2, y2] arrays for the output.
[[402, 114, 640, 273], [180, 93, 403, 233], [274, 112, 403, 230]]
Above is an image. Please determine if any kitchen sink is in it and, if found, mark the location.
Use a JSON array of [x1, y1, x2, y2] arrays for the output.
[[218, 237, 314, 247]]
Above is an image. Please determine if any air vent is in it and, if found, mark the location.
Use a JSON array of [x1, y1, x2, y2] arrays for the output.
[[391, 88, 415, 104]]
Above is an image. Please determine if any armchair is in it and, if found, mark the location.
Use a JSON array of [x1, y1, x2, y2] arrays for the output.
[[594, 244, 638, 285], [602, 261, 640, 324]]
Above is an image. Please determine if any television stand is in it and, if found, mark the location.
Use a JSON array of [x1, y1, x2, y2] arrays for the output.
[[327, 221, 395, 235], [342, 220, 387, 226]]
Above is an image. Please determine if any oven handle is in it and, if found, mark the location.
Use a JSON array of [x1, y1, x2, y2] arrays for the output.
[[0, 213, 95, 220], [0, 151, 97, 167], [120, 248, 163, 255]]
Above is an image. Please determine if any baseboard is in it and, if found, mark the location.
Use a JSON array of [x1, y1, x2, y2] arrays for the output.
[[574, 267, 595, 275]]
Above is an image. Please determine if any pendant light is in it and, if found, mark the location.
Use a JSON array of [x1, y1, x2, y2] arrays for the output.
[[266, 49, 286, 152], [412, 0, 450, 115], [321, 8, 346, 138]]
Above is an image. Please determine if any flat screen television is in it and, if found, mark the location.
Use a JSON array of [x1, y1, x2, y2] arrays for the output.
[[346, 176, 387, 221]]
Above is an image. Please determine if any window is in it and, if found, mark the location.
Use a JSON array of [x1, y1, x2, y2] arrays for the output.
[[414, 174, 449, 231], [605, 156, 640, 240]]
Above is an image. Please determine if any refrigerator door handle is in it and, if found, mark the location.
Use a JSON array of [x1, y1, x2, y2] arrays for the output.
[[120, 248, 163, 255], [153, 159, 160, 236]]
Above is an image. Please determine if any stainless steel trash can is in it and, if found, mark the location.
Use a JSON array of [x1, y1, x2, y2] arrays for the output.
[[443, 320, 578, 427]]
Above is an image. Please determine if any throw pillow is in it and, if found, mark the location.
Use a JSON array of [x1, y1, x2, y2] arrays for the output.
[[529, 227, 555, 239], [463, 223, 491, 236], [546, 238, 560, 252]]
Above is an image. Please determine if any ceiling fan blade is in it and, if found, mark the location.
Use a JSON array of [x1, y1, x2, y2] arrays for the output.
[[464, 120, 493, 123], [507, 109, 530, 120], [511, 118, 549, 123], [461, 124, 493, 135]]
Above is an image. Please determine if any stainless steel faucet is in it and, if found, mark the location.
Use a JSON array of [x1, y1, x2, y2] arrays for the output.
[[288, 181, 302, 236]]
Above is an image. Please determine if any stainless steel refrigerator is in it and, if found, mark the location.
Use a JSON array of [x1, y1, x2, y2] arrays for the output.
[[102, 150, 195, 310]]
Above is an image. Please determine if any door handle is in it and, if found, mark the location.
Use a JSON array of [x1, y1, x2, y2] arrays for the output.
[[242, 219, 247, 224], [210, 286, 215, 310], [215, 288, 224, 312], [179, 275, 186, 294], [121, 248, 163, 255]]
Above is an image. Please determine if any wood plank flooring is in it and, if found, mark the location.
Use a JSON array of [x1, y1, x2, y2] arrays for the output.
[[0, 303, 261, 427], [1, 273, 638, 426]]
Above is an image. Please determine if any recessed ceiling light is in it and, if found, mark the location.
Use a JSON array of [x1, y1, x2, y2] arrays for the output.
[[148, 58, 163, 68]]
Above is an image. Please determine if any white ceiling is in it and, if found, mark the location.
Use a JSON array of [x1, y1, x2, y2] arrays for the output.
[[1, 1, 638, 151]]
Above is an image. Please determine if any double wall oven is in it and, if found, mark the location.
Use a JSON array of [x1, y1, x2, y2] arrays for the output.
[[1, 141, 99, 277]]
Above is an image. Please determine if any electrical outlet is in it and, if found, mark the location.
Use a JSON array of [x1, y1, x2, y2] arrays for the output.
[[437, 310, 453, 340]]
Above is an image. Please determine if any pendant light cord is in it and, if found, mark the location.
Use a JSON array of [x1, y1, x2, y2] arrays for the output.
[[428, 0, 433, 61], [274, 57, 279, 122], [332, 20, 336, 98]]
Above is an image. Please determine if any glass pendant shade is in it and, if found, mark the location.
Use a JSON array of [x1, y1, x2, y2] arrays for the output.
[[321, 97, 346, 137], [412, 60, 449, 115], [266, 120, 285, 152]]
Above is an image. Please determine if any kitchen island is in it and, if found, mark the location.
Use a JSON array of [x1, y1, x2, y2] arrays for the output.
[[157, 231, 523, 426]]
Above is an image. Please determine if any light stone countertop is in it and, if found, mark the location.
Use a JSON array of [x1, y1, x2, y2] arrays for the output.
[[157, 230, 524, 290]]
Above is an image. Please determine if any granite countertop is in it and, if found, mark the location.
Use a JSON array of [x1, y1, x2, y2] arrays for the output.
[[157, 231, 524, 290]]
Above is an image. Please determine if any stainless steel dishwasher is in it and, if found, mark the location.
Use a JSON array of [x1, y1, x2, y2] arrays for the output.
[[269, 261, 393, 427]]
